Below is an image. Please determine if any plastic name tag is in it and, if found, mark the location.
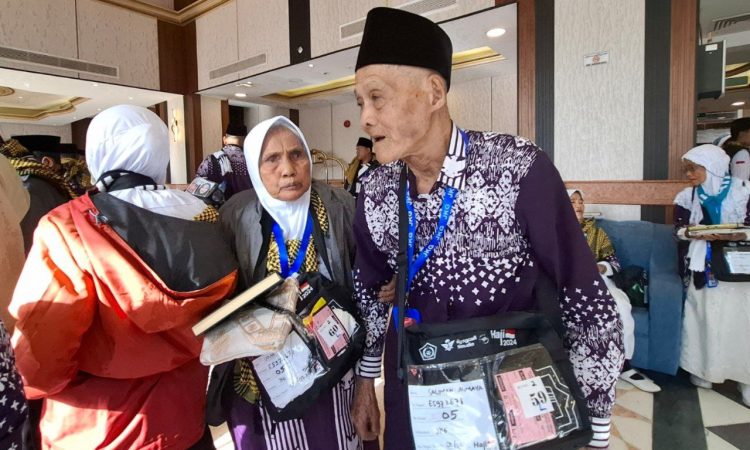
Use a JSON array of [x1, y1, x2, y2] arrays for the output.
[[495, 368, 556, 446], [308, 299, 350, 360], [252, 332, 326, 408], [408, 379, 499, 450], [724, 247, 750, 274]]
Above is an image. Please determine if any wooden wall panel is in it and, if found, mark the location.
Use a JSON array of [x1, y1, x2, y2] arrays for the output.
[[517, 0, 535, 141], [668, 0, 697, 180], [565, 180, 689, 206]]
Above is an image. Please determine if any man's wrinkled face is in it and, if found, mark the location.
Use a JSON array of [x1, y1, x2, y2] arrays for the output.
[[259, 128, 311, 201], [354, 65, 434, 164]]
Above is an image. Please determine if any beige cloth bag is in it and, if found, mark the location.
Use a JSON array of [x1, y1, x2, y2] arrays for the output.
[[200, 277, 299, 365]]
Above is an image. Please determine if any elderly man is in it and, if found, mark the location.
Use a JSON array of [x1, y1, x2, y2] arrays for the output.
[[345, 137, 380, 197], [196, 123, 252, 202], [350, 7, 623, 450]]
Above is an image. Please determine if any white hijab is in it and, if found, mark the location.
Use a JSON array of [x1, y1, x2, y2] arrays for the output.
[[681, 144, 730, 196], [85, 105, 205, 220], [244, 116, 312, 240], [86, 105, 170, 184]]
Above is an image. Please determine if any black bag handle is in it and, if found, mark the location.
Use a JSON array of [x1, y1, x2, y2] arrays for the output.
[[396, 166, 409, 381]]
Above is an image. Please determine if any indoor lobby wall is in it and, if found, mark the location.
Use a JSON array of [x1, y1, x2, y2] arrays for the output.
[[0, 0, 159, 90], [554, 0, 645, 220]]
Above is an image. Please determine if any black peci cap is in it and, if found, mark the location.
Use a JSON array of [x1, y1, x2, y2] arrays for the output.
[[355, 7, 453, 90], [357, 137, 373, 149]]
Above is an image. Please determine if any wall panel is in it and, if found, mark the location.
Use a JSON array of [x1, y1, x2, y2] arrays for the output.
[[201, 96, 223, 158], [77, 0, 160, 89], [448, 77, 492, 132], [196, 0, 239, 89], [0, 0, 79, 77], [236, 0, 290, 78], [491, 73, 517, 135], [309, 0, 383, 57], [554, 0, 645, 220]]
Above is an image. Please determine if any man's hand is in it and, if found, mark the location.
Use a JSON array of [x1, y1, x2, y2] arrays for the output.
[[352, 377, 380, 441], [378, 276, 397, 303]]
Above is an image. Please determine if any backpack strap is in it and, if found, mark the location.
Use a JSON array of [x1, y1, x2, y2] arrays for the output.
[[211, 150, 233, 177]]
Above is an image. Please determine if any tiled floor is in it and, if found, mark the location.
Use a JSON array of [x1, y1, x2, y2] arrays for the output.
[[210, 371, 750, 449]]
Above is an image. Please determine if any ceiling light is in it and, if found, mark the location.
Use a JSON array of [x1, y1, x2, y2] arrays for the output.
[[234, 92, 247, 98], [308, 63, 315, 68], [17, 96, 23, 99], [486, 27, 506, 38], [23, 83, 29, 88], [128, 96, 133, 100], [92, 83, 98, 87], [732, 101, 745, 106]]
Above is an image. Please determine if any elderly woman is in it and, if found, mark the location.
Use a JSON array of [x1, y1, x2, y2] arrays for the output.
[[213, 116, 369, 450], [10, 105, 238, 449], [674, 144, 750, 406], [568, 189, 660, 393]]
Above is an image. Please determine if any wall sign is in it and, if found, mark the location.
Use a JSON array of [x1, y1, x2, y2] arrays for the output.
[[584, 51, 609, 67]]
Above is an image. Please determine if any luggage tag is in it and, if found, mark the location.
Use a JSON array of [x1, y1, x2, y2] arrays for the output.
[[392, 306, 422, 330], [303, 298, 350, 361]]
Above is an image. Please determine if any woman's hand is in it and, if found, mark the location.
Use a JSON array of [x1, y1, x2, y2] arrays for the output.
[[352, 377, 381, 441], [378, 276, 397, 303]]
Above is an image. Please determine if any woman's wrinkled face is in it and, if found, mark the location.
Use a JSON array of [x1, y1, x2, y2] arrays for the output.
[[682, 160, 707, 187], [570, 192, 585, 223], [259, 128, 311, 201]]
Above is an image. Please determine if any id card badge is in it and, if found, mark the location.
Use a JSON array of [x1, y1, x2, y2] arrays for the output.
[[392, 306, 422, 330]]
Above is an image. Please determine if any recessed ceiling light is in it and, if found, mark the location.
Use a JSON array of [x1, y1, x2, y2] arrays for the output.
[[308, 63, 315, 68], [128, 96, 133, 100], [17, 96, 23, 99], [97, 108, 102, 111], [732, 101, 745, 106], [92, 83, 99, 87], [23, 83, 29, 88], [486, 27, 506, 38], [234, 92, 247, 98]]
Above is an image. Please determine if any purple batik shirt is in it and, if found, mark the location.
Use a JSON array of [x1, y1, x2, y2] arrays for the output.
[[353, 125, 624, 419], [196, 144, 252, 200]]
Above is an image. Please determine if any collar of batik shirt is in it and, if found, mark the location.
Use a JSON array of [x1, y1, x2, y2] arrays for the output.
[[437, 123, 467, 191]]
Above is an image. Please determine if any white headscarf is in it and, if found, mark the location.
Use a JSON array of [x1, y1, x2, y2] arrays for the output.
[[566, 189, 583, 199], [681, 144, 730, 196], [85, 105, 205, 220], [86, 105, 170, 184], [244, 116, 312, 240]]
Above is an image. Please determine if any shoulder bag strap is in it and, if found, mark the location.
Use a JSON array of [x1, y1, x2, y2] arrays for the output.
[[396, 166, 409, 381]]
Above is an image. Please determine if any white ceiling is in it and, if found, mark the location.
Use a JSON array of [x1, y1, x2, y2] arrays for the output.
[[0, 68, 182, 126], [201, 3, 518, 110]]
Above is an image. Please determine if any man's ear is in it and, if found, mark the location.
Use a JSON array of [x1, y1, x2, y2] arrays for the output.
[[427, 73, 447, 110]]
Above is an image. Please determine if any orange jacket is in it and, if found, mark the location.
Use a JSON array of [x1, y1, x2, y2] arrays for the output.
[[11, 194, 237, 449]]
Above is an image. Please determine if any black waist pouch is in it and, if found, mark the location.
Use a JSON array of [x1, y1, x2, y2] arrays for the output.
[[402, 312, 592, 450]]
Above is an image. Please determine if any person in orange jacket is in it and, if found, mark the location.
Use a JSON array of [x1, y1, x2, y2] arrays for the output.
[[10, 105, 238, 449]]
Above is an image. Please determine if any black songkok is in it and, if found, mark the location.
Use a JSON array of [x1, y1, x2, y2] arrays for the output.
[[355, 7, 453, 90], [225, 123, 248, 137], [357, 137, 373, 149]]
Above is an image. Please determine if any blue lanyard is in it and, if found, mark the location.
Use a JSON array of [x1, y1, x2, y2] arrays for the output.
[[405, 183, 458, 291], [272, 214, 314, 278]]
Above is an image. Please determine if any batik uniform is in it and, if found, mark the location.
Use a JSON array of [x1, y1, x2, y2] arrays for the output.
[[354, 125, 624, 448]]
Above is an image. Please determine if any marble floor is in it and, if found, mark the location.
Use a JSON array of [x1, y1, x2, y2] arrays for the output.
[[210, 370, 750, 450]]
